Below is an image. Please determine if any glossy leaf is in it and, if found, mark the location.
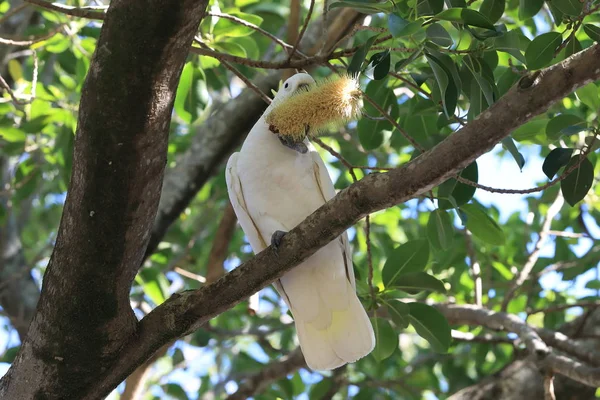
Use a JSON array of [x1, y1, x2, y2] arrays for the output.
[[525, 32, 562, 70], [382, 239, 430, 288], [549, 0, 582, 16], [438, 161, 478, 209], [561, 157, 594, 206], [348, 34, 379, 75], [542, 148, 574, 179], [501, 137, 525, 170], [408, 303, 451, 353], [370, 318, 398, 362], [427, 209, 454, 250], [546, 114, 587, 140], [519, 0, 544, 19], [435, 8, 495, 30], [394, 272, 447, 293], [583, 24, 600, 43], [479, 0, 505, 24], [460, 204, 506, 245], [426, 23, 453, 47]]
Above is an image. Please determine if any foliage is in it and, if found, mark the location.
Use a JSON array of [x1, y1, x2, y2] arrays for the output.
[[0, 0, 599, 399]]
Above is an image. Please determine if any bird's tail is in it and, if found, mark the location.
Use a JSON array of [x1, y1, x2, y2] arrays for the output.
[[293, 284, 375, 371]]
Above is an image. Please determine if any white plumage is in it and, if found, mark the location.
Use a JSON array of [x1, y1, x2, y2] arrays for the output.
[[225, 73, 375, 370]]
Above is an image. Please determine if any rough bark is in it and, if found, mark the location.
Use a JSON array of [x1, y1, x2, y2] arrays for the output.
[[0, 0, 208, 398], [82, 44, 600, 398], [448, 309, 600, 400]]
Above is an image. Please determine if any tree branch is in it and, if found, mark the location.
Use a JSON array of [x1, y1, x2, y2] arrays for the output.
[[85, 44, 600, 398], [438, 304, 600, 387], [226, 348, 305, 400], [0, 0, 209, 398]]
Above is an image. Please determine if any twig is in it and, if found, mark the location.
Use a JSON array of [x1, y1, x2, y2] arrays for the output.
[[226, 348, 305, 400], [544, 372, 556, 400], [451, 330, 514, 344], [208, 12, 305, 58], [0, 26, 64, 46], [173, 266, 206, 283], [206, 201, 238, 283], [287, 0, 315, 61], [527, 301, 600, 315], [365, 215, 375, 305], [464, 230, 483, 307], [502, 193, 564, 311], [24, 0, 106, 19], [189, 46, 327, 70]]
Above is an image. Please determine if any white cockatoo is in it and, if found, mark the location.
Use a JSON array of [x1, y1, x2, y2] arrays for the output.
[[225, 73, 375, 370]]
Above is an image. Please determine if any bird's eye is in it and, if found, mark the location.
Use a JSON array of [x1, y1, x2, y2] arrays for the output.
[[284, 83, 289, 89]]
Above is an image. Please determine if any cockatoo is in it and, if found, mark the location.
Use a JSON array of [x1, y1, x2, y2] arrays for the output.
[[225, 73, 375, 370]]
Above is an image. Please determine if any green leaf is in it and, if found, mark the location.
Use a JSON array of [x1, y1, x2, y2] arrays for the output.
[[384, 300, 410, 329], [512, 117, 548, 142], [585, 280, 600, 290], [164, 383, 188, 400], [174, 62, 208, 124], [1, 346, 20, 363], [427, 209, 454, 250], [525, 32, 562, 70], [309, 379, 332, 399], [408, 303, 451, 353], [561, 157, 594, 206], [213, 12, 263, 38], [382, 239, 430, 288], [394, 272, 446, 293], [388, 13, 422, 37], [348, 34, 379, 75], [358, 79, 397, 149], [438, 161, 478, 209], [426, 23, 453, 47], [417, 0, 444, 15], [0, 127, 26, 142], [501, 137, 525, 170], [493, 30, 526, 63], [425, 52, 459, 117], [546, 114, 587, 140], [549, 0, 582, 16], [435, 8, 495, 30], [365, 50, 391, 80], [479, 0, 505, 24], [329, 0, 394, 14], [460, 203, 506, 245], [576, 83, 600, 111], [583, 24, 600, 43], [519, 0, 544, 19], [370, 318, 398, 362], [543, 148, 574, 179]]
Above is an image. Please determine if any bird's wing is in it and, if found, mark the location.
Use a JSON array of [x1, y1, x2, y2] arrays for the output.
[[310, 149, 355, 288], [226, 152, 295, 308], [225, 153, 268, 253]]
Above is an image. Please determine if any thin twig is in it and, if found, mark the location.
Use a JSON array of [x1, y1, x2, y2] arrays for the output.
[[464, 230, 483, 307], [544, 372, 556, 400], [502, 193, 564, 311], [189, 46, 327, 70], [287, 0, 315, 61], [527, 301, 600, 315], [24, 0, 106, 19]]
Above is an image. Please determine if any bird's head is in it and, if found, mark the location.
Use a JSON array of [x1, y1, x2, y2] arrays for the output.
[[272, 73, 316, 103]]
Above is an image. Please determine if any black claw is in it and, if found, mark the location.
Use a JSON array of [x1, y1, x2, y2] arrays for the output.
[[278, 135, 308, 154], [271, 230, 287, 249]]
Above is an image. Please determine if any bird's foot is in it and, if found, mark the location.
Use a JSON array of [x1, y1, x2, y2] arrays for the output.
[[278, 135, 308, 154], [271, 230, 287, 250]]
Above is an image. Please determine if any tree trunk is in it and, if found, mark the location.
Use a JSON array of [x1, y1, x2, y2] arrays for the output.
[[0, 1, 208, 398]]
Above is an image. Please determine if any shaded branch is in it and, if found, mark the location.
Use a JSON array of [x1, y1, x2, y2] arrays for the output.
[[226, 348, 305, 400], [438, 304, 600, 387]]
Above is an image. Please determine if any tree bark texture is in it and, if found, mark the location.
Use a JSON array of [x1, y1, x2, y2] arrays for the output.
[[0, 0, 208, 398]]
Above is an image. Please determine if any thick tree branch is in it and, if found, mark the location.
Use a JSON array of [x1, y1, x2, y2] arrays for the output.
[[438, 304, 600, 387], [87, 45, 600, 397], [0, 0, 209, 398]]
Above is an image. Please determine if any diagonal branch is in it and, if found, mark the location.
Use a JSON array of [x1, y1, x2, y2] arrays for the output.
[[437, 304, 600, 387], [226, 348, 305, 400], [86, 44, 600, 398]]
